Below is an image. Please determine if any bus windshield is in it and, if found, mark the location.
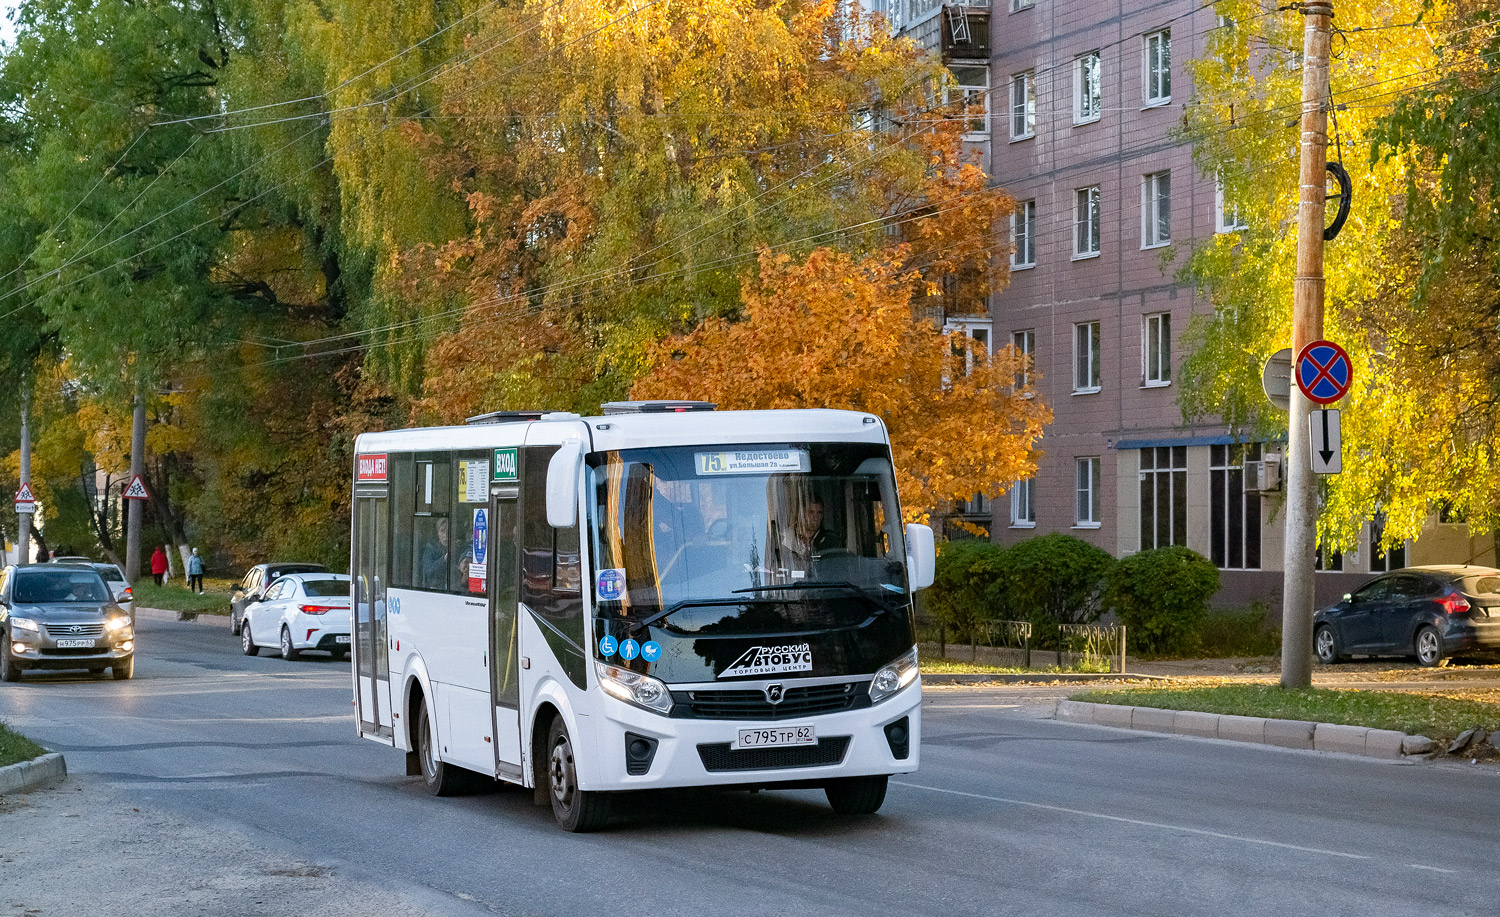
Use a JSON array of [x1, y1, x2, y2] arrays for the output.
[[587, 442, 908, 636]]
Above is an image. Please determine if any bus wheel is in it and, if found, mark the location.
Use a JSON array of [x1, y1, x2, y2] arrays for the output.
[[825, 775, 889, 815], [546, 718, 610, 832], [417, 699, 467, 797]]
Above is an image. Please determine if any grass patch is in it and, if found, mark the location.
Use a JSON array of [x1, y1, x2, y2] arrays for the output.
[[0, 721, 46, 768], [1075, 683, 1500, 744], [131, 580, 233, 615]]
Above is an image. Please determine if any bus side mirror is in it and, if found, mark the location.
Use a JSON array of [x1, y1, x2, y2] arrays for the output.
[[904, 523, 935, 591], [546, 442, 583, 528]]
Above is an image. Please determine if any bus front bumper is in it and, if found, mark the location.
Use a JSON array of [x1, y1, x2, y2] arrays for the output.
[[585, 679, 920, 791]]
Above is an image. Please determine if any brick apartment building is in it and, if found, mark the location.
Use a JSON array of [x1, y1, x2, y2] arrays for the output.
[[870, 0, 1495, 608]]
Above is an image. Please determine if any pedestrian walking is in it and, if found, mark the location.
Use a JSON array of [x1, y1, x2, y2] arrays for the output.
[[188, 548, 205, 594], [150, 546, 168, 586]]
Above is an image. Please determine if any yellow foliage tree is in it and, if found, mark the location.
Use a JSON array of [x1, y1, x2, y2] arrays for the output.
[[632, 247, 1052, 523]]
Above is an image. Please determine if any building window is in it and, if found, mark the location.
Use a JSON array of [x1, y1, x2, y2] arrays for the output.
[[1140, 446, 1187, 550], [1010, 71, 1036, 140], [1142, 170, 1171, 247], [1210, 444, 1262, 570], [1217, 13, 1234, 29], [1074, 52, 1101, 123], [1142, 312, 1171, 386], [1011, 0, 1034, 12], [1011, 199, 1036, 268], [1010, 478, 1036, 527], [948, 64, 989, 138], [958, 492, 991, 516], [1073, 321, 1100, 393], [1315, 545, 1343, 572], [1076, 457, 1101, 526], [1074, 186, 1101, 257], [944, 318, 992, 376], [1369, 515, 1408, 572], [1012, 328, 1035, 388], [1216, 179, 1248, 233], [1144, 29, 1171, 105]]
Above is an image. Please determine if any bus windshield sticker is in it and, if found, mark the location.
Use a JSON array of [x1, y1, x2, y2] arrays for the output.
[[720, 643, 813, 678], [493, 447, 519, 483], [596, 568, 626, 602], [695, 449, 810, 476], [459, 460, 489, 503]]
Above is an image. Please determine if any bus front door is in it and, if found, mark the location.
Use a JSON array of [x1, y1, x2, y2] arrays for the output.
[[488, 488, 524, 779], [354, 493, 394, 743]]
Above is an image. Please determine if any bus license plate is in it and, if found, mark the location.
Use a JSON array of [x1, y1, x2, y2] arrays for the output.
[[733, 725, 816, 750], [55, 639, 95, 649]]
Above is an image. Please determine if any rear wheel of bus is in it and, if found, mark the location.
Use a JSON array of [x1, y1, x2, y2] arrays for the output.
[[824, 775, 889, 815], [546, 717, 611, 832]]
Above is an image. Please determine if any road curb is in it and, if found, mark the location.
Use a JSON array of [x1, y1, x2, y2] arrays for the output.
[[0, 752, 67, 795], [1055, 700, 1414, 760], [135, 606, 230, 627], [922, 672, 1170, 686]]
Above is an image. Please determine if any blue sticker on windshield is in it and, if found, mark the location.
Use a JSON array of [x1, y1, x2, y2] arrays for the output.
[[619, 638, 640, 661], [641, 641, 662, 662], [596, 568, 626, 602], [598, 635, 618, 657]]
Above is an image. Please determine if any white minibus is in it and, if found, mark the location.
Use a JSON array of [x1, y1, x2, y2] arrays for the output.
[[350, 402, 933, 831]]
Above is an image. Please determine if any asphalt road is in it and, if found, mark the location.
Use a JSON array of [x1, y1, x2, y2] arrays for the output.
[[3, 612, 1499, 917]]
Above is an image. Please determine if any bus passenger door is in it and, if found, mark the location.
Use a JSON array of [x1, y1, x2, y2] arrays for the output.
[[354, 493, 395, 743], [488, 488, 524, 778]]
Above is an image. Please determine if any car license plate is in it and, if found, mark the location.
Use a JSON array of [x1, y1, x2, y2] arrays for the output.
[[55, 639, 96, 649], [334, 635, 351, 644], [733, 725, 816, 750]]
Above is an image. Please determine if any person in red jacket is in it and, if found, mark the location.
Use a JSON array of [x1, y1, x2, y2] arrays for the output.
[[150, 546, 169, 586]]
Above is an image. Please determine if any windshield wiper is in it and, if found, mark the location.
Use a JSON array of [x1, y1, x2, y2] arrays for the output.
[[733, 581, 899, 614], [622, 598, 725, 637]]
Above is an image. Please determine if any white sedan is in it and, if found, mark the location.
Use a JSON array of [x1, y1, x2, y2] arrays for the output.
[[240, 573, 352, 661]]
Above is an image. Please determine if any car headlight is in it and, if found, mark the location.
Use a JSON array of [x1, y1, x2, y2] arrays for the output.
[[869, 647, 920, 704], [594, 660, 673, 715], [105, 615, 132, 634], [9, 617, 39, 634]]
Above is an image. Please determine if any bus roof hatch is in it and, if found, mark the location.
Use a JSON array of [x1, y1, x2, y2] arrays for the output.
[[600, 401, 717, 415]]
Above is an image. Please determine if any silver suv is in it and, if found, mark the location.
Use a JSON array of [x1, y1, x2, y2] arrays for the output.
[[0, 564, 136, 680]]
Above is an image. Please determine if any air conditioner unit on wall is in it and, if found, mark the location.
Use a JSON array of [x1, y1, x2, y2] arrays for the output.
[[1243, 455, 1282, 494]]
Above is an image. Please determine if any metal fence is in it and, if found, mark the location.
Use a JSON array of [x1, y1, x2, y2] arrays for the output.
[[1057, 623, 1127, 674], [925, 619, 1127, 673]]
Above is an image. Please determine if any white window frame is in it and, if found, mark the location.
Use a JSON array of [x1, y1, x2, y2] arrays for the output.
[[1011, 0, 1034, 11], [944, 318, 993, 376], [1010, 71, 1036, 141], [1073, 51, 1101, 124], [1012, 328, 1035, 388], [1143, 29, 1172, 106], [1075, 457, 1102, 527], [1142, 311, 1171, 386], [1142, 170, 1171, 248], [1073, 186, 1101, 258], [1010, 478, 1036, 528], [1073, 320, 1101, 394], [1216, 178, 1248, 233], [947, 64, 990, 140], [1011, 199, 1036, 269]]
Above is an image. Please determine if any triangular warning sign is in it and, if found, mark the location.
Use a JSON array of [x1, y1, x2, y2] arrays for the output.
[[14, 482, 35, 502], [122, 475, 151, 501]]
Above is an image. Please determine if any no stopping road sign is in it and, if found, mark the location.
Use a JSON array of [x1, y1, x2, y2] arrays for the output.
[[1295, 340, 1352, 405]]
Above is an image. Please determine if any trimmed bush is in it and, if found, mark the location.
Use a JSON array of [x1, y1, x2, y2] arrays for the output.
[[1105, 546, 1221, 655], [927, 538, 1007, 647], [990, 533, 1115, 637]]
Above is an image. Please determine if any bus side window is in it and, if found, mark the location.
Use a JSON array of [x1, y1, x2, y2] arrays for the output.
[[522, 445, 586, 688], [390, 455, 414, 588]]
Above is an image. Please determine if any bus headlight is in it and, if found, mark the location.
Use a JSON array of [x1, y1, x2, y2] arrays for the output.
[[595, 661, 673, 715], [869, 647, 919, 704]]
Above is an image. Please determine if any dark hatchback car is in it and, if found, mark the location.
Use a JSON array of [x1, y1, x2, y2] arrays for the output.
[[0, 564, 136, 680], [1314, 565, 1500, 667], [230, 562, 329, 635]]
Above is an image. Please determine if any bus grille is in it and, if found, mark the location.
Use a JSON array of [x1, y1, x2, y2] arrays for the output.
[[696, 736, 851, 772], [673, 681, 870, 720]]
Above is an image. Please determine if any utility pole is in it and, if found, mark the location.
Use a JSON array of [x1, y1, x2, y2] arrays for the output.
[[125, 392, 146, 586], [1281, 1, 1334, 689], [17, 382, 31, 565]]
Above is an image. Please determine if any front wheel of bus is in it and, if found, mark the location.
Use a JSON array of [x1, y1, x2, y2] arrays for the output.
[[825, 775, 889, 816], [417, 699, 467, 797], [546, 718, 610, 832]]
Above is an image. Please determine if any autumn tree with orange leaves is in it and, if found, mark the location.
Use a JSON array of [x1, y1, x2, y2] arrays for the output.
[[634, 247, 1052, 523]]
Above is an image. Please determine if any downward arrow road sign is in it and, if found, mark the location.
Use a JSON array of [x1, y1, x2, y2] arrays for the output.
[[1310, 409, 1342, 474]]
